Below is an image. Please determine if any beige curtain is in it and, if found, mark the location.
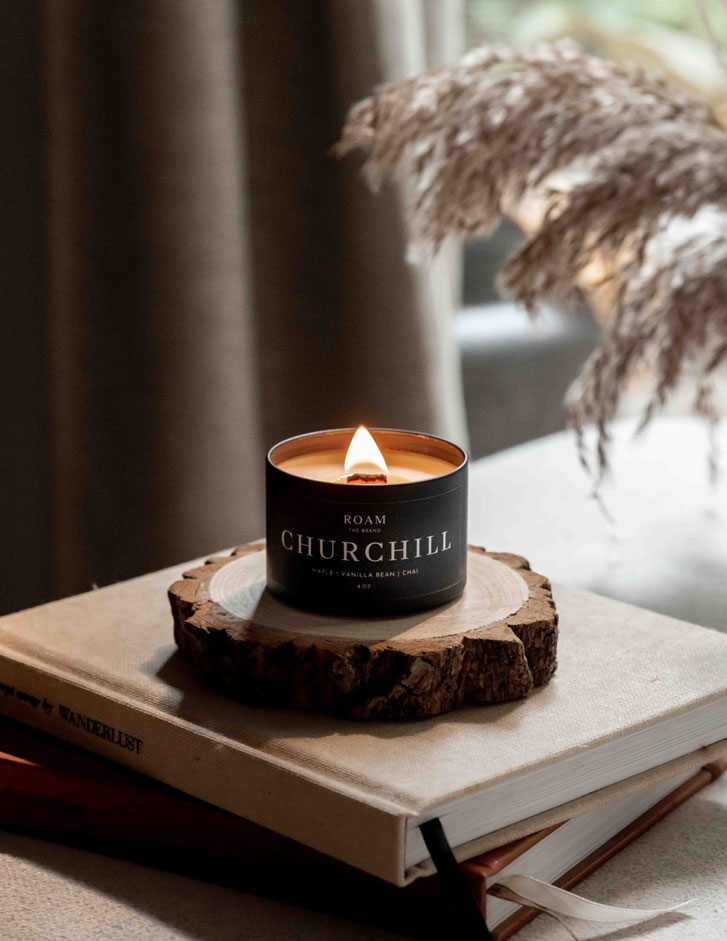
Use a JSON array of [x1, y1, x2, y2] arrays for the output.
[[1, 0, 466, 614]]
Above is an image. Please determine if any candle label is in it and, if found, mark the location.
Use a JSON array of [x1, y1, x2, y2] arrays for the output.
[[266, 484, 467, 612]]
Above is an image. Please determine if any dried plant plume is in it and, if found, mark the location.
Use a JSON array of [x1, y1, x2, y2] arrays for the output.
[[336, 40, 727, 482]]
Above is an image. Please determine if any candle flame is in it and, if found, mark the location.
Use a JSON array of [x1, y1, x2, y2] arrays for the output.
[[344, 426, 389, 477]]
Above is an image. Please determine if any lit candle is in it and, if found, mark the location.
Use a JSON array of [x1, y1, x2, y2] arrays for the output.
[[266, 427, 468, 614], [276, 426, 458, 485]]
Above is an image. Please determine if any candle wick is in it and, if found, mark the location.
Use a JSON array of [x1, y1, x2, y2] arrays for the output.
[[346, 473, 387, 484]]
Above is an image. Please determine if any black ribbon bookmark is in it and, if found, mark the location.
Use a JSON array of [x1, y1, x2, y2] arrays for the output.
[[420, 818, 494, 940]]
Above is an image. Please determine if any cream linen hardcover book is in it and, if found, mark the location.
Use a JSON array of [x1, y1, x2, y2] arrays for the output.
[[1, 553, 726, 886]]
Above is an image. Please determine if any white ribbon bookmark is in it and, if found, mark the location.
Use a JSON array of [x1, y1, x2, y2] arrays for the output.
[[490, 874, 697, 924]]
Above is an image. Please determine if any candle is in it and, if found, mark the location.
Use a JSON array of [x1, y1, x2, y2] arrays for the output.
[[266, 427, 468, 614]]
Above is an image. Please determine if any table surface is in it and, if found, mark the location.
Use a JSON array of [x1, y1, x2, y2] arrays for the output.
[[3, 416, 727, 940], [469, 415, 727, 629]]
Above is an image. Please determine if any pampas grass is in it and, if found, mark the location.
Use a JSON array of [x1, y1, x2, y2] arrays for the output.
[[336, 40, 727, 482]]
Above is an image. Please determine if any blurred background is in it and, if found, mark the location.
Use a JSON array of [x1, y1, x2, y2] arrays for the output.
[[1, 0, 724, 615]]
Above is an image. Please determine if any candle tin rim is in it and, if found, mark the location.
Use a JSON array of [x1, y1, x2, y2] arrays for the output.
[[267, 426, 468, 492]]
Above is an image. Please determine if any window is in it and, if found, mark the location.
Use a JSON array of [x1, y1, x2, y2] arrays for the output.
[[458, 1, 726, 458]]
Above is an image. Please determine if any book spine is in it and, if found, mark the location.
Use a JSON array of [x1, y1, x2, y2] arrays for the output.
[[0, 759, 90, 829], [0, 750, 369, 886], [0, 750, 239, 853], [0, 651, 405, 884]]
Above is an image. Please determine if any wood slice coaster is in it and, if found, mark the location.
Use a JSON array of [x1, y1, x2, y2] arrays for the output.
[[169, 541, 558, 720]]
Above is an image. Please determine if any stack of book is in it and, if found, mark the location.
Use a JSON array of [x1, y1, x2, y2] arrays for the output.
[[1, 557, 726, 938]]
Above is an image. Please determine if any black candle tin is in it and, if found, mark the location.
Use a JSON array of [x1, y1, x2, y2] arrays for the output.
[[266, 428, 468, 614]]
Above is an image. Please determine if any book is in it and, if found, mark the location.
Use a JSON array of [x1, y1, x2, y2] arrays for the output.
[[0, 714, 354, 886], [0, 550, 726, 886], [466, 760, 727, 939], [2, 715, 722, 939]]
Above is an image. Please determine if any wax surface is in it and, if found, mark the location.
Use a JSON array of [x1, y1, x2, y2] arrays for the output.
[[276, 449, 458, 483]]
